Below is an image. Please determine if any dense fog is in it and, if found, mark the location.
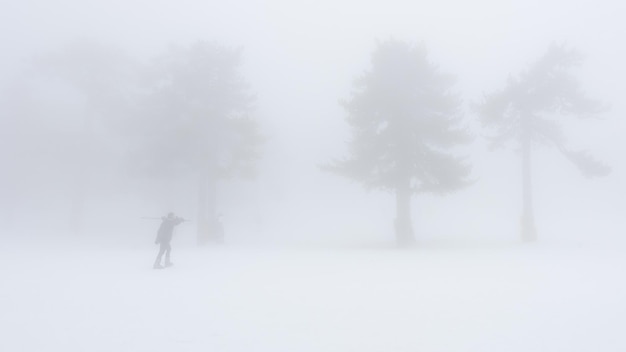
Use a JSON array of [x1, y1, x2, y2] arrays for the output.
[[1, 1, 625, 351], [1, 0, 623, 246]]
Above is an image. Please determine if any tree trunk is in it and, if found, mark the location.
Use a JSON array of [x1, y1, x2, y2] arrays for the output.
[[69, 107, 93, 235], [69, 180, 85, 235], [521, 124, 537, 242], [197, 171, 209, 245], [196, 168, 219, 245], [394, 180, 415, 247]]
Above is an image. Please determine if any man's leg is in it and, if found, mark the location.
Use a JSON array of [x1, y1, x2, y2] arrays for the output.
[[154, 244, 166, 268], [164, 244, 172, 266]]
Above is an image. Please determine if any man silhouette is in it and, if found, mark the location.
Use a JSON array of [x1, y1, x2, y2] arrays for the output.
[[153, 212, 185, 269]]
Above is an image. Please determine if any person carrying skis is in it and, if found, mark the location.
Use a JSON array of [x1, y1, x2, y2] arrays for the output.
[[153, 212, 185, 269]]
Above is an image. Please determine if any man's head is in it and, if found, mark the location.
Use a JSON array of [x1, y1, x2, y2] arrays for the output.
[[167, 212, 175, 219]]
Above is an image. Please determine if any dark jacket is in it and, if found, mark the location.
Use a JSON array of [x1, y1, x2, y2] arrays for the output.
[[155, 217, 184, 244]]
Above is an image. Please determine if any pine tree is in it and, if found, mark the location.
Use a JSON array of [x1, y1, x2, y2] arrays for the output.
[[326, 40, 471, 246]]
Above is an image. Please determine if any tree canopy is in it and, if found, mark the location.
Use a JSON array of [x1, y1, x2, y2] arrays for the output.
[[327, 39, 471, 194], [134, 41, 263, 180], [477, 43, 610, 178]]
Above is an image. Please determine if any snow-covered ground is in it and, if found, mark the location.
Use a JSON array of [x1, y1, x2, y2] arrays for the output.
[[2, 240, 626, 352]]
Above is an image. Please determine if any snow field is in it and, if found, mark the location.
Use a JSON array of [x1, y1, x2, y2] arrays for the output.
[[2, 243, 626, 352]]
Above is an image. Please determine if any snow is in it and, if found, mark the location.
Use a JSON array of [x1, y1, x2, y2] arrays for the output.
[[2, 241, 626, 352]]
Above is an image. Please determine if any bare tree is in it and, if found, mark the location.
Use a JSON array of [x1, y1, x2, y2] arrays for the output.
[[476, 43, 610, 242], [326, 40, 472, 246]]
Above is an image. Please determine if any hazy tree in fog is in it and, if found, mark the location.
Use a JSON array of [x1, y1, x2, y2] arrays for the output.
[[137, 41, 263, 245], [326, 40, 471, 246], [476, 43, 610, 242], [5, 40, 136, 233]]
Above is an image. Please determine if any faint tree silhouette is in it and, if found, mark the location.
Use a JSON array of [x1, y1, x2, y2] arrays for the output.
[[11, 39, 137, 234], [136, 41, 264, 244], [475, 43, 610, 242]]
